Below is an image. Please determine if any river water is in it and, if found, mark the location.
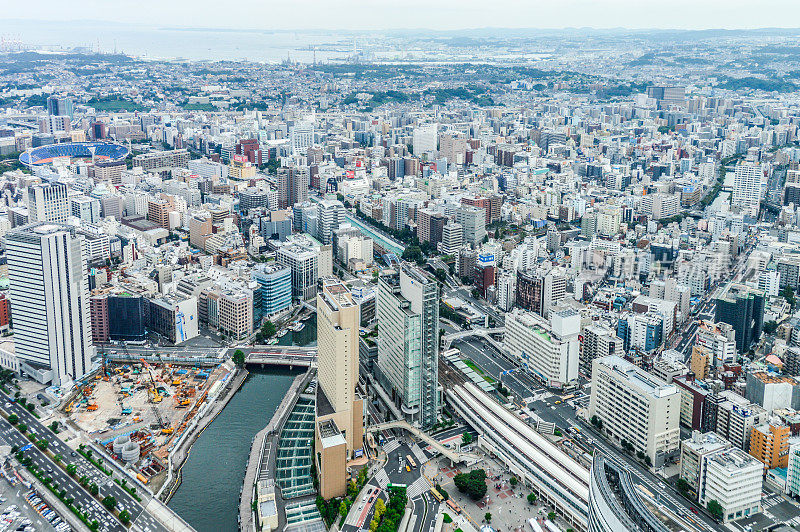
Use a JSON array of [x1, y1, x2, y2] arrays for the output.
[[168, 315, 316, 531]]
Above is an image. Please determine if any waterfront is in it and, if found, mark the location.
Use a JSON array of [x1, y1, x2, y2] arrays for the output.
[[168, 369, 299, 531], [278, 314, 317, 347], [168, 315, 316, 530]]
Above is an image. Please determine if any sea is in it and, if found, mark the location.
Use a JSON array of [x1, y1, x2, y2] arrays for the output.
[[0, 20, 355, 63]]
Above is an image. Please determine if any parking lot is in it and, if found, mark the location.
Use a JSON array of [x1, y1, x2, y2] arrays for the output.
[[0, 478, 58, 532]]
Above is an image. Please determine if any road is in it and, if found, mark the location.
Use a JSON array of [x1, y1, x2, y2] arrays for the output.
[[0, 416, 124, 532], [0, 391, 167, 532], [342, 438, 439, 532]]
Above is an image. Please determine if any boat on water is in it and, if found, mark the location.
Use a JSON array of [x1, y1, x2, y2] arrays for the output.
[[267, 338, 278, 345], [277, 329, 288, 338], [294, 322, 306, 332]]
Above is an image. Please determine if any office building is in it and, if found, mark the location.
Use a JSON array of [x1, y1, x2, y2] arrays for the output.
[[27, 181, 68, 224], [132, 149, 189, 173], [315, 279, 364, 499], [714, 283, 765, 354], [376, 264, 440, 428], [680, 431, 731, 499], [699, 448, 762, 523], [71, 195, 101, 224], [276, 239, 319, 300], [588, 356, 681, 467], [732, 163, 766, 218], [251, 264, 292, 317], [5, 223, 93, 385], [504, 308, 580, 389], [786, 439, 800, 497], [439, 222, 463, 254], [580, 324, 620, 378], [316, 198, 346, 245], [695, 320, 737, 367], [455, 205, 486, 246], [47, 95, 73, 117]]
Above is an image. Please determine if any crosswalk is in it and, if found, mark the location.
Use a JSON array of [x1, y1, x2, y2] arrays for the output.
[[411, 443, 427, 464], [374, 469, 390, 490], [383, 439, 401, 454], [406, 476, 431, 500]]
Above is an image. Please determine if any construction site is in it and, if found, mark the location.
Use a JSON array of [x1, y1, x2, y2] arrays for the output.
[[63, 357, 235, 492]]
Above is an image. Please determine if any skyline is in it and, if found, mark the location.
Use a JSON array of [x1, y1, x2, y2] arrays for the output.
[[4, 1, 800, 32]]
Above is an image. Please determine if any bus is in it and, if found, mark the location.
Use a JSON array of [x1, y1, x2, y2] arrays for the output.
[[430, 487, 445, 502], [387, 483, 407, 490], [406, 454, 417, 469], [446, 500, 461, 514]]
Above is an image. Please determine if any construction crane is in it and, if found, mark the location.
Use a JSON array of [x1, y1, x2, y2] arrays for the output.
[[141, 358, 162, 403]]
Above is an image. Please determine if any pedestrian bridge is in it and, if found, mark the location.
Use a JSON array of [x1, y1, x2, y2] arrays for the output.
[[442, 327, 505, 350], [366, 420, 480, 463]]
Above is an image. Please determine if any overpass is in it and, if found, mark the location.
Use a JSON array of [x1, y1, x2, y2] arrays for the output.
[[442, 327, 505, 350], [366, 420, 480, 464]]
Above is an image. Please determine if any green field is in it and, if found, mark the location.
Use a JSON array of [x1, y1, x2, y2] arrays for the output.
[[462, 359, 496, 383], [89, 99, 147, 112]]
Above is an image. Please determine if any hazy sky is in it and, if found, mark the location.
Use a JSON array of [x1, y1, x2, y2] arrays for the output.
[[6, 0, 800, 31]]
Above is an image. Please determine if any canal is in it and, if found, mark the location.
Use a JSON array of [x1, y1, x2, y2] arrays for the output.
[[168, 315, 316, 531]]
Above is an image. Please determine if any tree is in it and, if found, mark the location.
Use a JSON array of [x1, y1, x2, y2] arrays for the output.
[[8, 414, 18, 424], [48, 421, 59, 433], [484, 513, 492, 523], [36, 440, 48, 451], [676, 478, 690, 494], [434, 268, 447, 283], [262, 321, 277, 338], [527, 493, 537, 505], [707, 499, 723, 521], [89, 483, 99, 496], [339, 499, 348, 518], [462, 432, 473, 446], [763, 320, 778, 334], [26, 403, 35, 413], [120, 510, 131, 525], [102, 496, 117, 511], [454, 469, 488, 500], [783, 285, 796, 307], [66, 464, 78, 477], [510, 476, 518, 487], [232, 349, 245, 367], [17, 423, 26, 433], [547, 512, 557, 521]]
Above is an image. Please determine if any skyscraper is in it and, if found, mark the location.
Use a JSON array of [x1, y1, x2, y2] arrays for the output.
[[46, 95, 74, 117], [732, 163, 767, 218], [277, 166, 310, 208], [714, 283, 765, 354], [376, 264, 440, 428], [315, 279, 364, 499], [5, 223, 93, 385]]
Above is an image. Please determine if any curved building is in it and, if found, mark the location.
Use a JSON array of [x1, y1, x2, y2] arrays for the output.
[[588, 453, 668, 532]]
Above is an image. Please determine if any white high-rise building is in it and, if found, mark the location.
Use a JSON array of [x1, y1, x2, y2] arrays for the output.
[[732, 163, 767, 218], [412, 124, 438, 156], [588, 355, 681, 467], [27, 181, 69, 224], [5, 223, 94, 385], [290, 122, 314, 155], [438, 222, 463, 254], [503, 308, 580, 389], [315, 198, 346, 245]]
